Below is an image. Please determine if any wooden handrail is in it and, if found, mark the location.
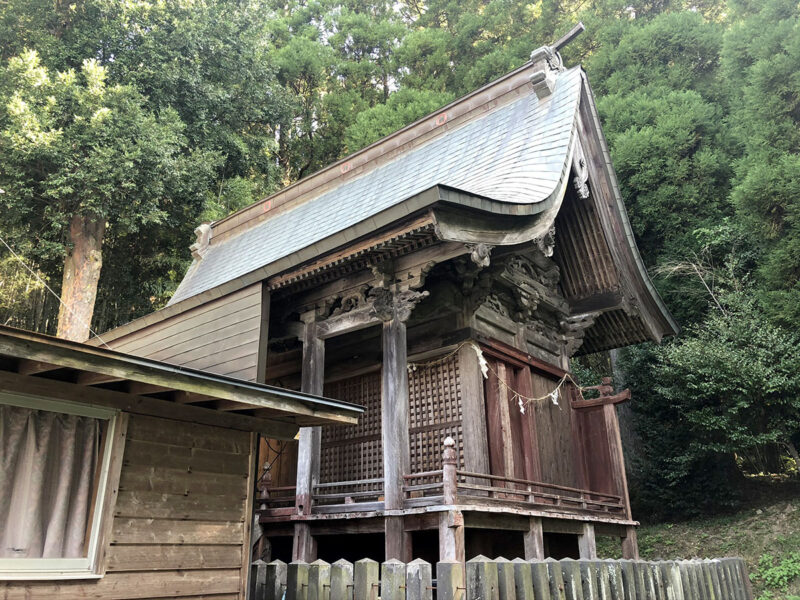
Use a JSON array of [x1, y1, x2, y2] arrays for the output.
[[403, 470, 443, 480], [455, 470, 622, 501], [314, 477, 384, 489]]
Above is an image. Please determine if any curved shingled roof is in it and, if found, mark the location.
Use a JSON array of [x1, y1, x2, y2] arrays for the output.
[[169, 67, 584, 305]]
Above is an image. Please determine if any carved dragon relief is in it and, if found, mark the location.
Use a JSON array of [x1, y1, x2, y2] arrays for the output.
[[369, 286, 430, 323]]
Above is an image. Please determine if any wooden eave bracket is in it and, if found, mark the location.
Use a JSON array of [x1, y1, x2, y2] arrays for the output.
[[571, 389, 631, 409]]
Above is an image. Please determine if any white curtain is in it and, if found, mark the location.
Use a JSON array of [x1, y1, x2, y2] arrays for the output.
[[0, 405, 100, 559]]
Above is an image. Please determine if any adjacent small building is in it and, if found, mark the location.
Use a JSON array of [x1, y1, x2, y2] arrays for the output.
[[0, 325, 362, 598], [85, 44, 678, 564]]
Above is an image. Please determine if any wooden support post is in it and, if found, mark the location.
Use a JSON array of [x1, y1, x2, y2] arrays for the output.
[[294, 313, 325, 562], [603, 401, 633, 519], [439, 438, 465, 563], [382, 307, 411, 560], [458, 343, 490, 475], [621, 526, 639, 559], [523, 517, 545, 560], [578, 523, 597, 559]]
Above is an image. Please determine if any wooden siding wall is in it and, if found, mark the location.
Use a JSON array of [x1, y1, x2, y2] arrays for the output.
[[106, 284, 264, 381], [2, 413, 254, 599], [531, 374, 585, 489], [574, 406, 615, 496]]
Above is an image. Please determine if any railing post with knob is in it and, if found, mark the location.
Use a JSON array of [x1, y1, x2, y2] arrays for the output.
[[442, 437, 458, 505]]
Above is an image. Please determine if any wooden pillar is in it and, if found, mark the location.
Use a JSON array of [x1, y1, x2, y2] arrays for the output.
[[382, 312, 411, 560], [439, 438, 465, 563], [523, 517, 545, 560], [578, 523, 597, 559], [293, 313, 325, 562], [622, 526, 639, 559], [603, 402, 633, 519], [458, 344, 490, 475]]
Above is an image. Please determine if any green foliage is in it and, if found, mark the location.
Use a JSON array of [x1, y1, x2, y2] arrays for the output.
[[0, 50, 205, 247], [344, 88, 453, 151], [722, 0, 800, 327], [754, 552, 800, 599], [624, 289, 800, 518]]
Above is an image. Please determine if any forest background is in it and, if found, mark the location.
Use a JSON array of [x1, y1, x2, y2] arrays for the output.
[[0, 0, 798, 524]]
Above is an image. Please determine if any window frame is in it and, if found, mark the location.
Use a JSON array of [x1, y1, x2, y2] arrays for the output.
[[0, 392, 122, 580]]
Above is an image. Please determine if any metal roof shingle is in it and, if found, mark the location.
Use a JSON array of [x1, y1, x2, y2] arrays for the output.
[[169, 67, 584, 305]]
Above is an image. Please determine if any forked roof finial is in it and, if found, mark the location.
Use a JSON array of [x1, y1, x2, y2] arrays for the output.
[[529, 22, 585, 99]]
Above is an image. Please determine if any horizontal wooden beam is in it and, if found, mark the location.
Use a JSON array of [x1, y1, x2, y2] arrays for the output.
[[0, 369, 299, 439], [0, 332, 361, 425], [172, 390, 217, 404], [17, 359, 62, 375], [571, 389, 630, 409], [126, 381, 173, 395], [568, 290, 624, 315], [315, 304, 380, 340], [75, 371, 126, 386]]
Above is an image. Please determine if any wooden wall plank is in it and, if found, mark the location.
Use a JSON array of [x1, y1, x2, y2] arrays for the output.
[[119, 464, 248, 496], [126, 414, 251, 454], [0, 569, 242, 599], [114, 491, 246, 521], [106, 545, 243, 571], [123, 439, 250, 475], [111, 518, 244, 546], [531, 372, 579, 488]]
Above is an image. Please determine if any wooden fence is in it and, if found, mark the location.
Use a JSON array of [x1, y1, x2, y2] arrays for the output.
[[250, 556, 752, 600]]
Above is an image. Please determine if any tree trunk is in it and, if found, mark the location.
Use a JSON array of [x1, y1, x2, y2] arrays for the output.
[[56, 214, 105, 342], [785, 440, 800, 476]]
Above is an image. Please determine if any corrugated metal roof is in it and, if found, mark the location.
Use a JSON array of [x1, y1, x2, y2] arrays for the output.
[[169, 67, 584, 305]]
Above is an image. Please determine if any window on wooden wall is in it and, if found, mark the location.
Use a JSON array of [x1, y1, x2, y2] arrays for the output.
[[0, 393, 121, 580]]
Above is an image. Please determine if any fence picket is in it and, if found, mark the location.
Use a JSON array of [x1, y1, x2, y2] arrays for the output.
[[437, 560, 464, 600], [252, 556, 751, 600], [382, 559, 407, 600], [288, 561, 310, 600], [467, 555, 500, 600], [560, 559, 584, 600], [309, 560, 331, 600], [545, 558, 568, 600], [406, 558, 433, 600], [331, 559, 354, 600], [580, 561, 600, 600], [496, 557, 517, 600], [531, 561, 553, 600], [355, 558, 380, 600]]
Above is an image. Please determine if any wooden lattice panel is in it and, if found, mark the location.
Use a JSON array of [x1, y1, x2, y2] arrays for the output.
[[408, 355, 464, 473], [321, 372, 383, 484]]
